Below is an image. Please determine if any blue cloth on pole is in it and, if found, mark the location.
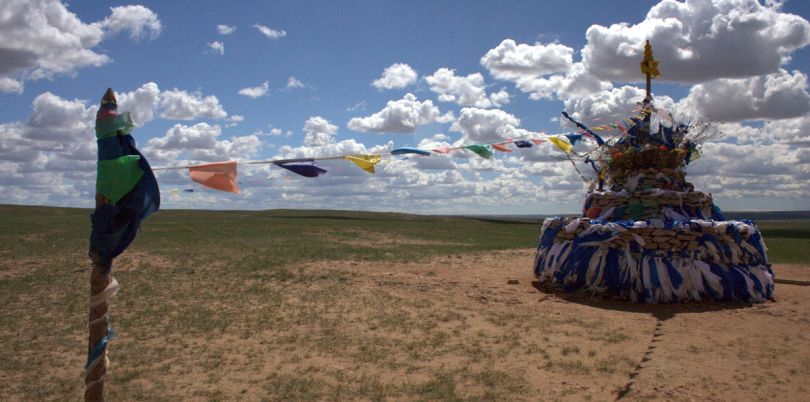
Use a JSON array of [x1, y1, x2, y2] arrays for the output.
[[90, 133, 160, 273]]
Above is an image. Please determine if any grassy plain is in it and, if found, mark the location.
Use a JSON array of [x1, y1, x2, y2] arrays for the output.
[[0, 205, 808, 401]]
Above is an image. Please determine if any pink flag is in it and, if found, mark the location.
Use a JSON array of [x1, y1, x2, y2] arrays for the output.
[[188, 161, 239, 193], [530, 139, 545, 145], [491, 143, 512, 152], [432, 146, 452, 154]]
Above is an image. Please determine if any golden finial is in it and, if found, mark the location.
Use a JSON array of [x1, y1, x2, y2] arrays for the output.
[[640, 40, 659, 100]]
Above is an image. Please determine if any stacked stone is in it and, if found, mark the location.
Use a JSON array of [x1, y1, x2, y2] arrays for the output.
[[534, 148, 774, 303]]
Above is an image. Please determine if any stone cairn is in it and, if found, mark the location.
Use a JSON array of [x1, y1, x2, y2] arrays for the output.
[[533, 42, 774, 303]]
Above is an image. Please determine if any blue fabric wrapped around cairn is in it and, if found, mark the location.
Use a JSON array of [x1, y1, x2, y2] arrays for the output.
[[533, 218, 774, 303]]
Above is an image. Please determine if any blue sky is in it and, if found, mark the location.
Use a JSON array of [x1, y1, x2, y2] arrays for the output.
[[2, 0, 810, 214]]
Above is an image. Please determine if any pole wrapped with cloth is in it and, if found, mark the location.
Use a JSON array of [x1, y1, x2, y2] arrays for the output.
[[87, 88, 160, 400]]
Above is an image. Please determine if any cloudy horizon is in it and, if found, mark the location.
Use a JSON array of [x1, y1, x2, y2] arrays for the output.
[[1, 0, 809, 214]]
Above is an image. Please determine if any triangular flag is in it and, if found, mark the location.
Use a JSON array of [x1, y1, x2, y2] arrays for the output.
[[491, 143, 512, 153], [432, 146, 452, 154], [188, 161, 239, 193], [345, 155, 381, 173], [391, 147, 431, 156], [548, 136, 573, 153], [530, 139, 545, 145], [274, 160, 327, 178], [465, 144, 493, 159], [514, 140, 533, 148]]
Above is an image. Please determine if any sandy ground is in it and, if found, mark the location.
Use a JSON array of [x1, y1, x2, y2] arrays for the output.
[[2, 249, 808, 401], [324, 250, 810, 401]]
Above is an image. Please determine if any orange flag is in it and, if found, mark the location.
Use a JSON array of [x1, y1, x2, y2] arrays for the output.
[[188, 161, 239, 193], [491, 143, 512, 153]]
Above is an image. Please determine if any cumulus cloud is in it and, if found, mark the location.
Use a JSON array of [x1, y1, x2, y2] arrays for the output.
[[0, 0, 161, 94], [450, 107, 534, 143], [347, 93, 454, 133], [425, 68, 510, 108], [160, 89, 228, 120], [303, 116, 338, 147], [480, 39, 574, 80], [217, 24, 236, 35], [238, 81, 269, 98], [372, 63, 418, 90], [117, 82, 161, 125], [678, 69, 810, 122], [582, 0, 810, 83], [96, 5, 162, 41], [207, 41, 225, 55], [287, 76, 304, 88], [514, 62, 612, 101], [145, 123, 261, 163], [254, 24, 286, 39]]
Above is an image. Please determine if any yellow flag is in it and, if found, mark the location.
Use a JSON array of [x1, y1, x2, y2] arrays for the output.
[[548, 136, 573, 153], [345, 154, 381, 173]]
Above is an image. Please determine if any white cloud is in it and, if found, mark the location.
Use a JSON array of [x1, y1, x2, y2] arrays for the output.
[[303, 116, 338, 147], [425, 68, 509, 108], [372, 63, 418, 90], [0, 77, 24, 94], [160, 89, 228, 120], [96, 5, 162, 41], [287, 76, 304, 88], [117, 82, 161, 125], [145, 123, 261, 163], [0, 0, 161, 94], [238, 81, 270, 98], [582, 0, 810, 83], [230, 115, 245, 123], [678, 69, 810, 122], [480, 39, 574, 80], [254, 24, 286, 39], [217, 24, 236, 35], [347, 93, 453, 133], [515, 62, 612, 101], [450, 107, 533, 143], [207, 41, 225, 55]]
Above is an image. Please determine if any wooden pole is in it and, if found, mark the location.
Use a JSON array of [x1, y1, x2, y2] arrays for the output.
[[86, 191, 112, 401], [86, 251, 111, 401]]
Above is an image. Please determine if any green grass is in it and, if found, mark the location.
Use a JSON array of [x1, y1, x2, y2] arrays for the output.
[[756, 220, 810, 264]]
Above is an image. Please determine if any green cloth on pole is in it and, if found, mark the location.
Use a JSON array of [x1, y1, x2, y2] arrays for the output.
[[97, 155, 144, 203], [465, 144, 493, 159], [95, 112, 135, 140]]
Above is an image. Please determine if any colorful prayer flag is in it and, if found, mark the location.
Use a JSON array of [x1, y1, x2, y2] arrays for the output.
[[491, 143, 512, 152], [465, 144, 493, 159], [345, 154, 381, 173], [391, 147, 431, 156], [274, 160, 327, 178], [548, 136, 573, 153], [189, 161, 240, 193]]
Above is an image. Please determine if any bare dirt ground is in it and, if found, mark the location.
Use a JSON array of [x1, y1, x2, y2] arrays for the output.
[[2, 249, 808, 401], [303, 250, 810, 402]]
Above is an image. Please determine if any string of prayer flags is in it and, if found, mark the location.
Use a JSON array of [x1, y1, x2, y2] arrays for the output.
[[561, 111, 605, 145], [391, 147, 431, 156], [491, 143, 512, 153], [90, 87, 160, 272], [345, 154, 381, 173], [564, 133, 583, 146], [274, 160, 327, 178], [514, 140, 533, 148], [189, 161, 240, 193], [548, 136, 573, 154], [465, 144, 493, 159]]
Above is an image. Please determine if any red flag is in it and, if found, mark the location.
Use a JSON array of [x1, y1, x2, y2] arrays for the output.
[[188, 161, 239, 193]]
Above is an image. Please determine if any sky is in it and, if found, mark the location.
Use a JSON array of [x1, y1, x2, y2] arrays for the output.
[[1, 0, 810, 215]]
